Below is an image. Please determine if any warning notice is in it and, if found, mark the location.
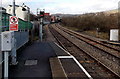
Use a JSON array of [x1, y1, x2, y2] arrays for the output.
[[9, 16, 18, 31]]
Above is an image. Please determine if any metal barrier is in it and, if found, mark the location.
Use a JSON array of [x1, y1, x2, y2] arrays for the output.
[[14, 31, 29, 49]]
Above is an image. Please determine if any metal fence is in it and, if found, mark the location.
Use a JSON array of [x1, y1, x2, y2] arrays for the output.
[[14, 31, 29, 49]]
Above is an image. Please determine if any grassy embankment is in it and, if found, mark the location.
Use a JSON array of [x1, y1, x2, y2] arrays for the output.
[[64, 26, 109, 40]]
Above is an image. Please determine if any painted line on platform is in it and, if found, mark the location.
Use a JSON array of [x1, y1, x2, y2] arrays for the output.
[[54, 42, 93, 79], [57, 58, 68, 79], [58, 56, 73, 59], [72, 56, 93, 79]]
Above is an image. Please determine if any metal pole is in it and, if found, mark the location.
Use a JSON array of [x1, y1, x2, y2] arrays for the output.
[[28, 7, 30, 31], [11, 38, 17, 65], [40, 18, 43, 42], [13, 0, 15, 16], [37, 8, 38, 15], [11, 0, 17, 65], [4, 51, 9, 79], [0, 1, 2, 79]]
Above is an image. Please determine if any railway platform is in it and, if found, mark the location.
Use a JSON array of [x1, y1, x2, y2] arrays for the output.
[[9, 41, 56, 78], [9, 39, 72, 78], [9, 40, 90, 79]]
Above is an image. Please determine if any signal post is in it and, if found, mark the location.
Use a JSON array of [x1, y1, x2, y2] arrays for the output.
[[37, 9, 45, 42]]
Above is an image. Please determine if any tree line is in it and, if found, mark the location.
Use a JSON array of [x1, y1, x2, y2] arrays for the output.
[[61, 13, 119, 33]]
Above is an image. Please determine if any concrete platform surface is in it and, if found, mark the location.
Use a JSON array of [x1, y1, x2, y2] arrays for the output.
[[9, 41, 56, 79], [49, 42, 70, 56], [50, 57, 67, 79]]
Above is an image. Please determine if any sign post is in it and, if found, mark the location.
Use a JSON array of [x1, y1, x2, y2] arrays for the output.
[[39, 10, 44, 42], [9, 16, 18, 65], [40, 18, 43, 42], [9, 16, 18, 31]]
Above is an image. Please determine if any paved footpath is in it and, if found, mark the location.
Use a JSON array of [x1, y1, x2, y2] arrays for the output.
[[9, 41, 56, 79]]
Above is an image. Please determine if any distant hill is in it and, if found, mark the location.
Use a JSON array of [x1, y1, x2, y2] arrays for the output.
[[51, 14, 80, 17], [52, 9, 118, 17], [103, 9, 118, 15]]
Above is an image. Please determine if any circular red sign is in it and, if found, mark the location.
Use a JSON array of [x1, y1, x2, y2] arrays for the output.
[[10, 16, 18, 24]]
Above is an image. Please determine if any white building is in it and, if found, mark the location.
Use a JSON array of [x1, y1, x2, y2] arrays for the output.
[[6, 3, 30, 21]]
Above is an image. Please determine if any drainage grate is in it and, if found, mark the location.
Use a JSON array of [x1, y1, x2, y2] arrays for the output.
[[25, 60, 37, 66]]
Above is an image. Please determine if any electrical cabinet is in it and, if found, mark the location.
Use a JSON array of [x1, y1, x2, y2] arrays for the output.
[[110, 29, 119, 41], [1, 31, 14, 51]]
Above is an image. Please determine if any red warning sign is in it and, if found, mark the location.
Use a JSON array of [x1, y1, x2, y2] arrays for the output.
[[9, 16, 18, 31]]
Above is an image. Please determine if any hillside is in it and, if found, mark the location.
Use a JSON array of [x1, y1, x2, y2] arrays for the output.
[[103, 9, 118, 15]]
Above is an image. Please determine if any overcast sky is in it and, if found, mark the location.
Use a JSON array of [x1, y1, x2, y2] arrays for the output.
[[1, 0, 120, 14]]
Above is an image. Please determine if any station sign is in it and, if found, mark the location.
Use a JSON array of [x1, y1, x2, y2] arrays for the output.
[[9, 16, 18, 31]]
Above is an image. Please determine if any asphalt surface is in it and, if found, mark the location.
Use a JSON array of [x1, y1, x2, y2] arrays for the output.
[[9, 41, 56, 79], [49, 42, 70, 56]]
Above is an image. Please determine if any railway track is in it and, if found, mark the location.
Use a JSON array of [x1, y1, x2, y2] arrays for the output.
[[55, 24, 120, 70], [100, 41, 120, 50], [56, 24, 120, 51], [49, 24, 120, 78], [56, 24, 120, 56], [55, 24, 120, 68]]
